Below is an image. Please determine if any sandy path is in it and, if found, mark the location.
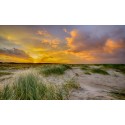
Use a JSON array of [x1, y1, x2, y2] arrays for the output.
[[69, 68, 125, 100]]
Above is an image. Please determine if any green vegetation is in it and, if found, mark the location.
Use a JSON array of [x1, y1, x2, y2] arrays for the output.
[[81, 65, 92, 75], [1, 63, 124, 74], [39, 64, 71, 76], [110, 89, 125, 99], [84, 71, 91, 75], [0, 63, 41, 70], [81, 65, 109, 75], [91, 68, 109, 75], [0, 73, 78, 100], [102, 64, 125, 74], [81, 65, 90, 70], [63, 79, 80, 90], [0, 72, 12, 77]]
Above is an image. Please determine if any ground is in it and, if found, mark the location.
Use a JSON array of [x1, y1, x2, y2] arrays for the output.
[[0, 64, 125, 100]]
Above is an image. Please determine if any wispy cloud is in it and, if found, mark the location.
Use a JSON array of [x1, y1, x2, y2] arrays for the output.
[[0, 25, 125, 63]]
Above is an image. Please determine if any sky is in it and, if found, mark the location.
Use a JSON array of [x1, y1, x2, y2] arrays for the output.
[[0, 25, 125, 64]]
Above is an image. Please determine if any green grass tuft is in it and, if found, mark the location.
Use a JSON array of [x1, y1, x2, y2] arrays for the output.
[[0, 73, 78, 100], [63, 79, 80, 90], [110, 89, 125, 100], [91, 68, 109, 75], [102, 64, 125, 74], [0, 85, 12, 99], [39, 64, 71, 76], [81, 65, 90, 70], [80, 65, 109, 75], [0, 72, 12, 77], [84, 72, 91, 75]]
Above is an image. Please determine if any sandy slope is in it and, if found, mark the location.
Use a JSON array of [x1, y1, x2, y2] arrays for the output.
[[0, 67, 125, 100], [70, 68, 125, 99]]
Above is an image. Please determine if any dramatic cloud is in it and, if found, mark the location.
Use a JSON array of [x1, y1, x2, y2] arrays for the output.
[[103, 39, 125, 53], [0, 25, 125, 63], [65, 27, 125, 63], [0, 48, 33, 62]]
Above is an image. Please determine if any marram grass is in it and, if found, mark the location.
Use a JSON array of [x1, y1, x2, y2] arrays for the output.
[[0, 73, 79, 100], [90, 68, 109, 75], [39, 64, 71, 76], [0, 72, 12, 76], [81, 65, 109, 75]]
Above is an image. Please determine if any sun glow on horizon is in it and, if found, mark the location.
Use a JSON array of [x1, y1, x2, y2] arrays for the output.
[[0, 25, 125, 64]]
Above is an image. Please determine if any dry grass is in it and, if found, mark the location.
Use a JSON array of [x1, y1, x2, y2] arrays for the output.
[[0, 72, 79, 100], [110, 89, 125, 100], [0, 72, 12, 76]]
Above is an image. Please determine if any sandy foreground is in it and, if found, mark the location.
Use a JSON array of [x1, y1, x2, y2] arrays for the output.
[[0, 66, 125, 100]]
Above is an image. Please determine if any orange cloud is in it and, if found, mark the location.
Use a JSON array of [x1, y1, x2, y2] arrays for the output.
[[42, 38, 60, 48], [0, 54, 33, 63], [1, 26, 125, 64], [104, 39, 124, 53], [65, 29, 125, 63], [65, 29, 95, 62], [65, 29, 79, 50], [37, 30, 51, 37]]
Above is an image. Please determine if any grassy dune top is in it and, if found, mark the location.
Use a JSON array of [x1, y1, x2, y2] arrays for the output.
[[0, 63, 125, 100], [0, 72, 79, 100], [39, 64, 71, 76]]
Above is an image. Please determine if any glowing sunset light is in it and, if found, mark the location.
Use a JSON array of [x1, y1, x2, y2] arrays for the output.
[[0, 25, 125, 63]]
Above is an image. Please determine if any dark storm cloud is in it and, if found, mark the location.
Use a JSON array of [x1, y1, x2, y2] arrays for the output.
[[0, 48, 32, 59]]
